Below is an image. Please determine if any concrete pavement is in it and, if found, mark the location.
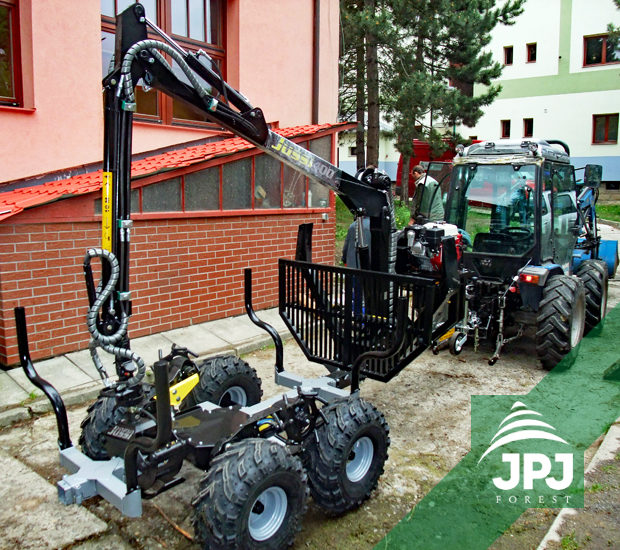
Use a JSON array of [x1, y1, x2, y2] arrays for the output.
[[0, 307, 290, 428]]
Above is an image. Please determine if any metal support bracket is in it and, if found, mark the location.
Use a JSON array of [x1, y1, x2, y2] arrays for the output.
[[58, 446, 142, 518]]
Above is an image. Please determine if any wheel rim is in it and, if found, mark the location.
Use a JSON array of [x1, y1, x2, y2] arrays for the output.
[[455, 334, 466, 352], [248, 486, 288, 541], [219, 386, 247, 407], [601, 283, 608, 319], [346, 436, 374, 483], [570, 295, 585, 347]]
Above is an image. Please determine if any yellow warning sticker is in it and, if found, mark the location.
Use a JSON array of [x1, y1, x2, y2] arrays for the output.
[[102, 172, 113, 251]]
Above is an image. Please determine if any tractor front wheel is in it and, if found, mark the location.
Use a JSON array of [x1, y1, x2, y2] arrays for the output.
[[303, 395, 389, 515], [192, 438, 307, 549], [575, 259, 608, 334], [535, 275, 586, 370]]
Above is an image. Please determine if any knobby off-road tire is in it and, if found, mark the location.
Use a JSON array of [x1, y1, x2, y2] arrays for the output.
[[575, 259, 608, 334], [303, 395, 390, 515], [535, 275, 586, 370], [192, 438, 308, 550], [181, 354, 262, 410], [79, 396, 128, 460]]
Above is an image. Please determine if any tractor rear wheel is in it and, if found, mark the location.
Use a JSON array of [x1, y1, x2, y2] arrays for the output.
[[303, 395, 389, 515], [79, 396, 128, 460], [181, 354, 262, 410], [575, 259, 608, 333], [535, 275, 586, 370], [192, 438, 307, 549]]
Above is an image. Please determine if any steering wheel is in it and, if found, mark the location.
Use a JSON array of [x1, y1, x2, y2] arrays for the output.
[[500, 227, 533, 239]]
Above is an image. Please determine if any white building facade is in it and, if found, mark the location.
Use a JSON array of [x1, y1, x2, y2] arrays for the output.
[[459, 0, 620, 189]]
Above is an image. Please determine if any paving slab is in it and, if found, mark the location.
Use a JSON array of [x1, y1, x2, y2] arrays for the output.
[[129, 332, 188, 367], [202, 313, 269, 344], [7, 355, 94, 397], [0, 407, 29, 428], [0, 450, 107, 549], [256, 307, 290, 335], [71, 534, 135, 550], [66, 347, 115, 382], [0, 372, 30, 407], [161, 323, 234, 358]]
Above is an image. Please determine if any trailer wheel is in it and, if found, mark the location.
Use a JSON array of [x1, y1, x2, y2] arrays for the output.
[[535, 275, 586, 370], [79, 396, 128, 460], [448, 332, 467, 355], [303, 395, 389, 515], [181, 354, 262, 409], [575, 259, 608, 334], [192, 438, 307, 549]]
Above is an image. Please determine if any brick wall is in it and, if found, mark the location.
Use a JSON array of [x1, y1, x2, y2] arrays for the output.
[[0, 202, 335, 366]]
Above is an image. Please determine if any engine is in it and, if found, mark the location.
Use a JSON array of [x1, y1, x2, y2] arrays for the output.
[[396, 222, 462, 275]]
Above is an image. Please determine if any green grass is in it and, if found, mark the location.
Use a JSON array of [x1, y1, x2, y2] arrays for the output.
[[560, 532, 580, 550], [586, 482, 608, 493], [335, 196, 354, 241], [336, 195, 411, 234], [335, 196, 411, 265], [597, 204, 620, 223]]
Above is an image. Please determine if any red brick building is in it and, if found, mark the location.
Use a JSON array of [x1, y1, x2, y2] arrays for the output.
[[0, 1, 342, 366]]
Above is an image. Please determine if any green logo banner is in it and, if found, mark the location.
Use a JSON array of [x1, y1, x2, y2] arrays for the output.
[[376, 304, 620, 549]]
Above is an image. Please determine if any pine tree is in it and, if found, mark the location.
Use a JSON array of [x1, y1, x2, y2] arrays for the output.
[[383, 0, 525, 201], [339, 0, 393, 170]]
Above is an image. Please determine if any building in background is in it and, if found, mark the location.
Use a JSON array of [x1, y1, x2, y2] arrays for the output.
[[338, 119, 400, 179], [457, 0, 619, 198], [0, 0, 341, 366]]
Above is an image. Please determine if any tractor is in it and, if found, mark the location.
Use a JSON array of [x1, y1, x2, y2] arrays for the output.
[[412, 138, 617, 367]]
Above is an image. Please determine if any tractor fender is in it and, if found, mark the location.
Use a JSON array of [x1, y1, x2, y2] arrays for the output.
[[572, 239, 618, 278], [518, 264, 564, 311], [599, 239, 619, 278]]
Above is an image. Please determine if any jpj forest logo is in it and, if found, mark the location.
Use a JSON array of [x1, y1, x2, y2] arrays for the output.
[[473, 398, 584, 508]]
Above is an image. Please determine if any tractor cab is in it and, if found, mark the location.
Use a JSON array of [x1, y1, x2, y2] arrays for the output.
[[439, 139, 579, 281]]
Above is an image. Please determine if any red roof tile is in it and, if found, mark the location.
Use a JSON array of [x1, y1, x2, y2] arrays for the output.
[[0, 123, 344, 222]]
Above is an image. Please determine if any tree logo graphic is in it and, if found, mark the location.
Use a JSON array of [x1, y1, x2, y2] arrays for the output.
[[476, 399, 582, 507]]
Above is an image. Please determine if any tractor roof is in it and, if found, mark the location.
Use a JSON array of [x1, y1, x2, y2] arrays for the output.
[[456, 139, 570, 164]]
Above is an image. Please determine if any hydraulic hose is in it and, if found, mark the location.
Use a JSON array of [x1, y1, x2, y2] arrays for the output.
[[84, 248, 145, 386], [120, 39, 207, 104]]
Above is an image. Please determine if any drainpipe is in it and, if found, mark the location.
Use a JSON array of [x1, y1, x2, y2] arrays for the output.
[[312, 0, 320, 124]]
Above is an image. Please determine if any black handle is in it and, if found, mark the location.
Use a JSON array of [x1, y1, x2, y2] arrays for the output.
[[244, 268, 284, 373], [14, 307, 72, 450]]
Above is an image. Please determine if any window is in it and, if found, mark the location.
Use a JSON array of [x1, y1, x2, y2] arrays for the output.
[[101, 0, 224, 126], [543, 162, 577, 267], [98, 135, 334, 215], [501, 120, 511, 138], [222, 158, 251, 210], [584, 34, 620, 66], [593, 113, 619, 144], [523, 118, 533, 138], [504, 46, 513, 66], [308, 137, 331, 207], [526, 43, 537, 63], [0, 0, 21, 107]]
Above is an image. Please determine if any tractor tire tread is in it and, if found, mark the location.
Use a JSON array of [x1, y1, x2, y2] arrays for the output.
[[192, 438, 307, 549], [181, 354, 262, 410], [303, 396, 389, 515], [535, 275, 585, 370], [79, 396, 128, 460], [576, 259, 608, 333]]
